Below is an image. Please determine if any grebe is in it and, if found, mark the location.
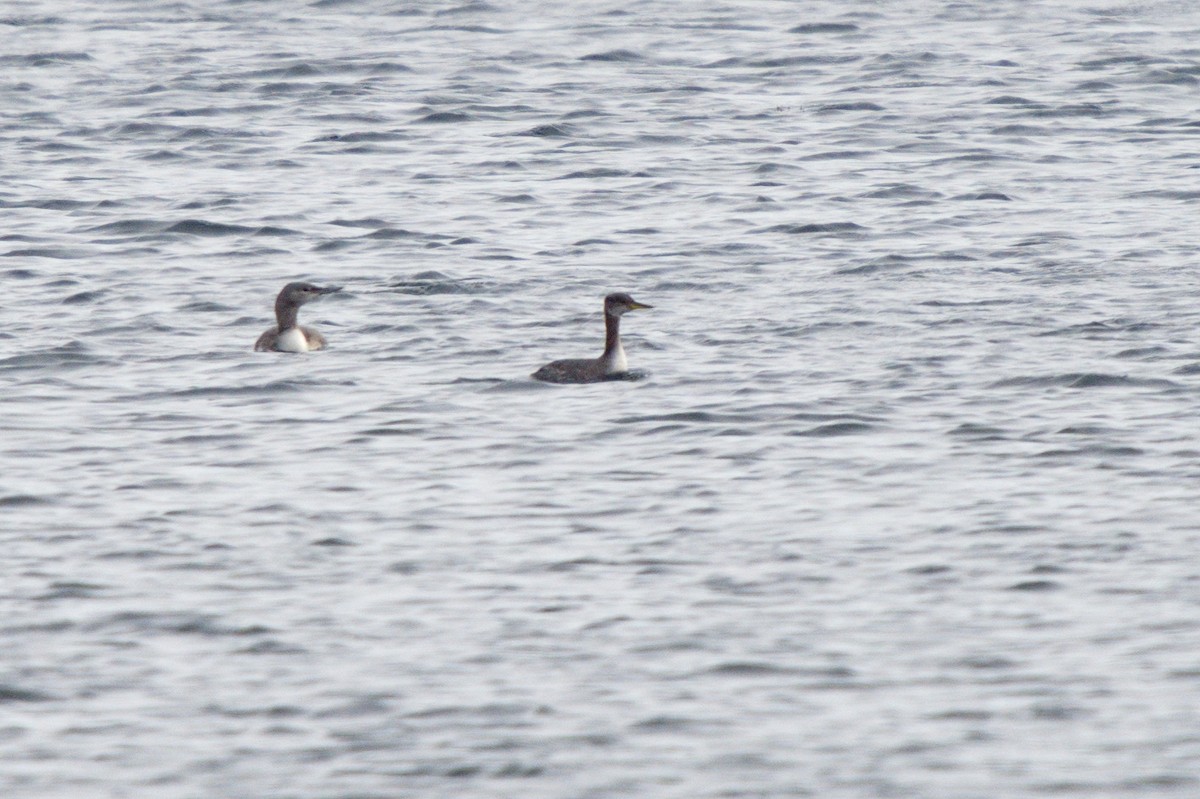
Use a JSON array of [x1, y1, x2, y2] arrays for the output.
[[532, 292, 652, 383]]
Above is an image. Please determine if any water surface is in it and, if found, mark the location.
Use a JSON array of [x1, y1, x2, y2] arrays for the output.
[[4, 2, 1200, 797]]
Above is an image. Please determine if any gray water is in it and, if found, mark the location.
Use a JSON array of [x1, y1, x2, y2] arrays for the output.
[[4, 1, 1200, 797]]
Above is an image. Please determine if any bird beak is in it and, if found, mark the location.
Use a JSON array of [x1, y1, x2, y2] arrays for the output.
[[629, 301, 652, 310], [319, 285, 343, 295]]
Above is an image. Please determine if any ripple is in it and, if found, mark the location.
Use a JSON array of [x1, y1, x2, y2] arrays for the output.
[[0, 685, 56, 702], [580, 49, 643, 62], [1008, 580, 1062, 591], [415, 110, 473, 123], [515, 123, 575, 138], [165, 219, 256, 236], [790, 23, 860, 34], [791, 421, 875, 437], [817, 102, 884, 113], [990, 373, 1177, 390], [556, 167, 635, 179], [4, 5, 1199, 797], [0, 494, 52, 507], [0, 342, 108, 370], [62, 289, 105, 304], [85, 612, 271, 637], [388, 271, 496, 294], [951, 191, 1011, 201], [1036, 445, 1143, 458], [329, 217, 391, 228], [761, 221, 866, 235], [128, 379, 351, 400], [317, 130, 408, 143], [859, 184, 941, 200], [364, 227, 422, 239], [0, 51, 91, 67], [704, 661, 798, 677], [3, 246, 93, 259]]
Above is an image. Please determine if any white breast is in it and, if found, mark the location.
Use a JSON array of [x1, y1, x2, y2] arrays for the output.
[[604, 342, 628, 374], [274, 327, 309, 353]]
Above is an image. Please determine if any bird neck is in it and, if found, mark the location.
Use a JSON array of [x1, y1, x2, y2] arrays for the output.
[[603, 311, 621, 356], [275, 297, 299, 332]]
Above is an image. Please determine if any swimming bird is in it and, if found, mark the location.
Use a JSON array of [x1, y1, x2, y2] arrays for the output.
[[532, 292, 652, 383], [254, 281, 341, 353]]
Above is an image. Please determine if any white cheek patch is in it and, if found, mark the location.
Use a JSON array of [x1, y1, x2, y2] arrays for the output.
[[274, 327, 309, 353]]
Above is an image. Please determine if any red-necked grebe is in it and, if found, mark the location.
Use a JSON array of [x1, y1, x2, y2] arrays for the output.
[[532, 292, 652, 383]]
